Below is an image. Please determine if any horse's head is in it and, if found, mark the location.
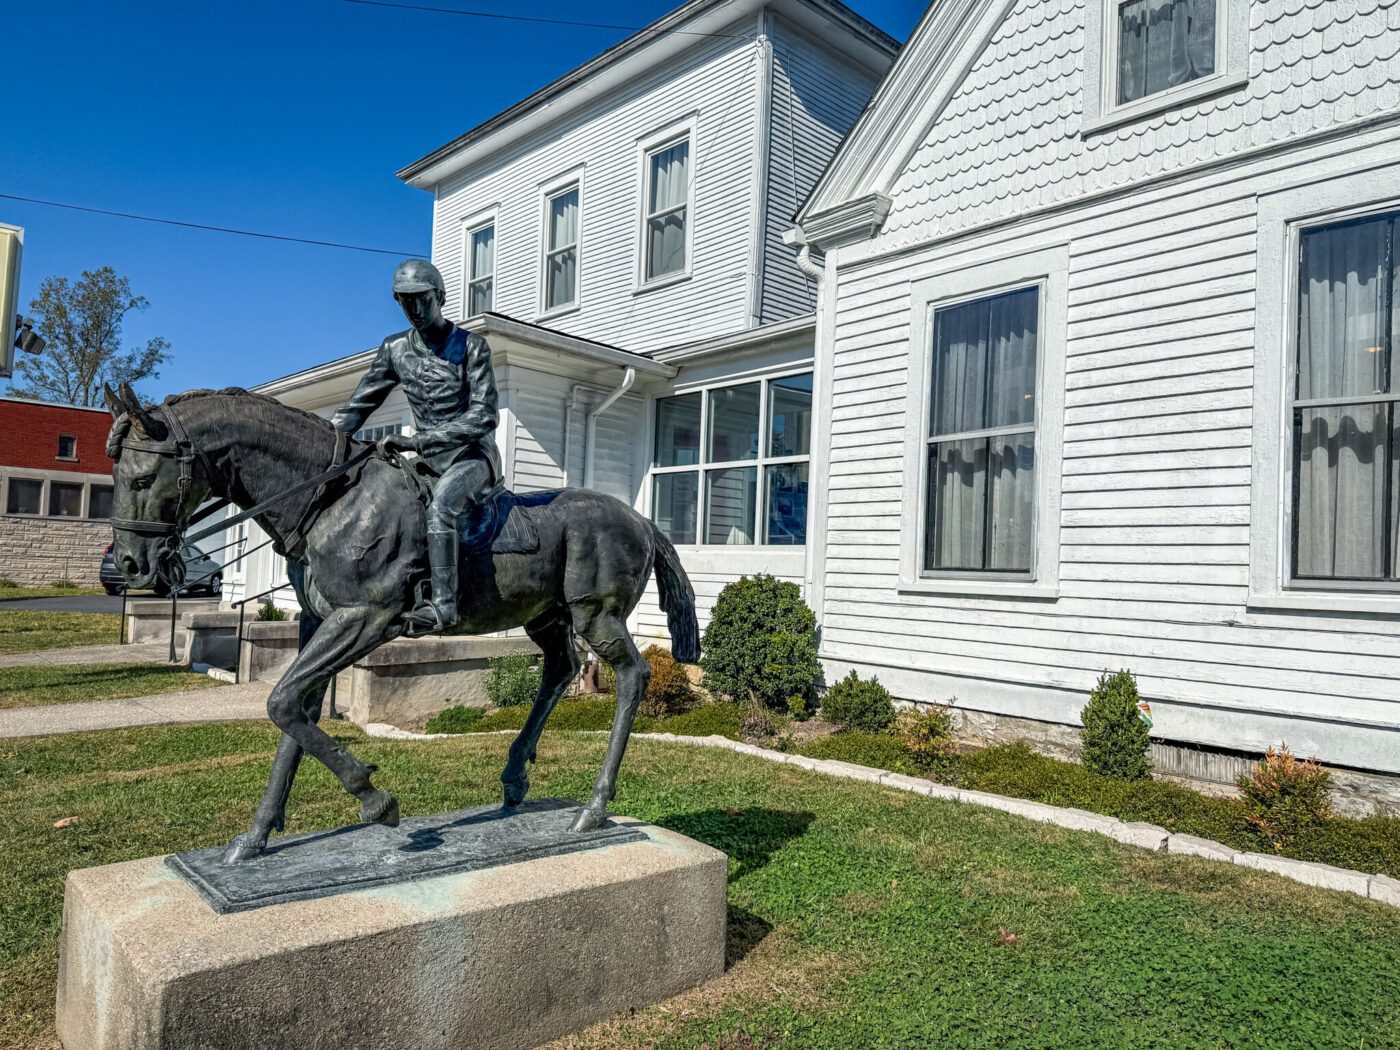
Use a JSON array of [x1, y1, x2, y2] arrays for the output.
[[104, 383, 214, 591]]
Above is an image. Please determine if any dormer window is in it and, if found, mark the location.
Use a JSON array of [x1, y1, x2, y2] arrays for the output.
[[1084, 0, 1246, 133]]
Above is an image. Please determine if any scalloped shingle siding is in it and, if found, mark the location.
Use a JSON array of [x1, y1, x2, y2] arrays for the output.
[[882, 0, 1400, 250]]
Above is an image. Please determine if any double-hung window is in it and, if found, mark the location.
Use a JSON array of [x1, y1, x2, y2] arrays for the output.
[[1290, 210, 1400, 587], [923, 287, 1039, 574], [466, 222, 494, 316], [1085, 0, 1245, 131], [649, 373, 812, 546], [543, 184, 580, 313], [643, 138, 689, 282]]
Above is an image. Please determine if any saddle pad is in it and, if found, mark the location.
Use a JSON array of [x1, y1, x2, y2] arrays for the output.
[[460, 489, 540, 555]]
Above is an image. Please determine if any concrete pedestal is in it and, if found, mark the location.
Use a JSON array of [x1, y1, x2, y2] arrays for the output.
[[56, 808, 728, 1050]]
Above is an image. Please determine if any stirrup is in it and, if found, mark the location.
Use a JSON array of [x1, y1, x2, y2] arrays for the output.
[[403, 599, 455, 637]]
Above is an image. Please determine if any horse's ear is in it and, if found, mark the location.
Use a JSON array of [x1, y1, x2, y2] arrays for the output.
[[119, 382, 168, 440], [103, 384, 124, 420]]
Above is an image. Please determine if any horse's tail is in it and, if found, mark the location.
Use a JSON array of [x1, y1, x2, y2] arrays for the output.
[[650, 522, 700, 663]]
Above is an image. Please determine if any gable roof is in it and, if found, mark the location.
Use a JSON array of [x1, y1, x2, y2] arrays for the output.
[[398, 0, 900, 190], [796, 0, 1018, 240]]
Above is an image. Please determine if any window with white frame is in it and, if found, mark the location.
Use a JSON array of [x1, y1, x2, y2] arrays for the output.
[[649, 373, 812, 546], [355, 423, 408, 443], [1289, 209, 1400, 587], [466, 222, 495, 316], [644, 137, 689, 282], [922, 286, 1039, 574], [1084, 0, 1244, 131], [543, 184, 580, 312]]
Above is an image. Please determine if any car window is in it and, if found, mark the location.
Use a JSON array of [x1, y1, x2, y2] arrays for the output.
[[183, 546, 205, 561]]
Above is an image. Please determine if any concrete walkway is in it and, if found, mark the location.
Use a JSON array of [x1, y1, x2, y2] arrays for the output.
[[0, 680, 271, 738], [0, 642, 169, 669]]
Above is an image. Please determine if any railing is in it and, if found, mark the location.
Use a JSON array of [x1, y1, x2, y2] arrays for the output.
[[229, 581, 341, 719]]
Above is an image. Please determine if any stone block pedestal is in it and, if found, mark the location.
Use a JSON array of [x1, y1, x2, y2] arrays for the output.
[[56, 804, 728, 1050]]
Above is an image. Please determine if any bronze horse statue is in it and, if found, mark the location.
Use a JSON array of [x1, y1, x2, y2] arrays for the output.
[[102, 383, 699, 862]]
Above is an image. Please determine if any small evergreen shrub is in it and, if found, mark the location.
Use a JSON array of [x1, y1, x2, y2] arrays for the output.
[[424, 705, 486, 734], [700, 574, 821, 711], [1080, 670, 1151, 780], [484, 650, 541, 708], [646, 702, 746, 740], [895, 700, 958, 770], [640, 644, 696, 718], [1237, 744, 1333, 850], [255, 599, 287, 622], [799, 731, 919, 775], [821, 671, 896, 733], [787, 694, 811, 720]]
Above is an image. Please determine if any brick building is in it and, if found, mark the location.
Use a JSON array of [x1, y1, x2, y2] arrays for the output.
[[0, 397, 116, 586]]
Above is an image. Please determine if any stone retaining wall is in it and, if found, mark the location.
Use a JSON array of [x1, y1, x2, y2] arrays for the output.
[[0, 516, 109, 585]]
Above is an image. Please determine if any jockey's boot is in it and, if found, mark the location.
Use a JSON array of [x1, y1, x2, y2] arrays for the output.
[[405, 529, 460, 635]]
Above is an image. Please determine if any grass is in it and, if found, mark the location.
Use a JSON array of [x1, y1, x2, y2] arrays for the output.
[[0, 585, 104, 601], [0, 663, 223, 710], [432, 697, 749, 739], [3, 723, 1400, 1048], [0, 612, 121, 655]]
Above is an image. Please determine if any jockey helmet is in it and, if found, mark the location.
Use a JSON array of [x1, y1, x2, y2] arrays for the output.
[[392, 259, 446, 296]]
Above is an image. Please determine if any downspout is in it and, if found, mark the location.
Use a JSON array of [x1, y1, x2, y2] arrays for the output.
[[746, 14, 774, 329], [583, 366, 636, 491], [784, 226, 829, 616]]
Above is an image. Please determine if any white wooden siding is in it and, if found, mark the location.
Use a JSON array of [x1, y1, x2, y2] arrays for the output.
[[432, 25, 762, 352], [761, 15, 880, 323], [881, 0, 1400, 252], [821, 119, 1400, 771]]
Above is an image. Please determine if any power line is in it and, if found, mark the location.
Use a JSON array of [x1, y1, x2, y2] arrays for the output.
[[0, 193, 425, 257], [341, 0, 746, 39]]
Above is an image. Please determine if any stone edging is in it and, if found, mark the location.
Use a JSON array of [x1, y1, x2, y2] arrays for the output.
[[362, 724, 1400, 909]]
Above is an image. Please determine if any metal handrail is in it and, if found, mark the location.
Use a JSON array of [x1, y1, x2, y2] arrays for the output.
[[233, 582, 297, 684]]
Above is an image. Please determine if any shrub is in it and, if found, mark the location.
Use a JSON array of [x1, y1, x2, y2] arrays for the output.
[[895, 700, 957, 770], [255, 599, 286, 622], [485, 650, 541, 708], [1080, 670, 1151, 780], [50, 579, 79, 590], [820, 671, 895, 733], [640, 644, 696, 718], [799, 731, 919, 775], [0, 578, 18, 589], [424, 705, 486, 734], [700, 574, 821, 711], [645, 702, 746, 740], [1237, 744, 1333, 850]]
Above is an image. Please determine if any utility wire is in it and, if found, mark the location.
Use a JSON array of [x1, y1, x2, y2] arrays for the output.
[[341, 0, 747, 38], [0, 192, 425, 257]]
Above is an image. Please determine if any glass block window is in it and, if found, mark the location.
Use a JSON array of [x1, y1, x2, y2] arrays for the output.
[[649, 374, 812, 546], [543, 185, 579, 311], [644, 139, 689, 281], [924, 286, 1039, 574], [1114, 0, 1218, 105], [1291, 209, 1400, 584], [467, 223, 494, 316]]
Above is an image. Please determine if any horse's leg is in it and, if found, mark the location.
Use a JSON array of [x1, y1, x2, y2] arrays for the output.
[[501, 613, 580, 808], [223, 605, 400, 862], [224, 605, 329, 863], [569, 608, 649, 833]]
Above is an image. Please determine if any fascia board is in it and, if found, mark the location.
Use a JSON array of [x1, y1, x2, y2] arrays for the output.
[[653, 314, 815, 364]]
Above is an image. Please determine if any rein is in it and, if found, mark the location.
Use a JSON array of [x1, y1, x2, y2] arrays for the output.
[[111, 404, 373, 556]]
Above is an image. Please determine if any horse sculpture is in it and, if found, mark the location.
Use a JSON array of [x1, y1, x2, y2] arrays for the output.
[[102, 383, 699, 863]]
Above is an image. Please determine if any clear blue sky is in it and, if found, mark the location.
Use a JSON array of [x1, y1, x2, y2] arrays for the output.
[[2, 0, 925, 400]]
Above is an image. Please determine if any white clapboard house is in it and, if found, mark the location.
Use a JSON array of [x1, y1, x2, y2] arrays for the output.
[[227, 0, 896, 632], [789, 0, 1400, 787]]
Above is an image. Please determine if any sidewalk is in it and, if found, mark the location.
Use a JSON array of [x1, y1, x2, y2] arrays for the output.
[[0, 642, 170, 669], [0, 680, 271, 738]]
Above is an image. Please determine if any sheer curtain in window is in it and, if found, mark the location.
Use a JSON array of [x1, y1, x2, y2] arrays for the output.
[[1294, 217, 1398, 580], [647, 141, 689, 279], [1116, 0, 1216, 104], [546, 189, 579, 309]]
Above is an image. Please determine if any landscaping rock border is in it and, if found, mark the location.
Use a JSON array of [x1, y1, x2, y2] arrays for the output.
[[362, 724, 1399, 910]]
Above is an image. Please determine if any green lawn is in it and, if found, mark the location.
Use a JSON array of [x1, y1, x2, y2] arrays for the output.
[[2, 724, 1398, 1049], [0, 612, 122, 655], [0, 585, 105, 601], [0, 663, 222, 710]]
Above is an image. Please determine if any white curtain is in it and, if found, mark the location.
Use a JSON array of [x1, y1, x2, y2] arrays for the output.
[[1116, 0, 1216, 105], [648, 142, 689, 278], [547, 189, 578, 308], [1294, 218, 1394, 579]]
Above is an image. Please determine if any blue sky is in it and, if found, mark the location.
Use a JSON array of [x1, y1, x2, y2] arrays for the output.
[[2, 0, 925, 400]]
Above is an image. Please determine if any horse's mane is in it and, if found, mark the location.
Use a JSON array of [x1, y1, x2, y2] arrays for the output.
[[107, 387, 334, 459]]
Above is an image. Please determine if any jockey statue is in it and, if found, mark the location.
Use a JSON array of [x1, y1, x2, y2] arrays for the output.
[[331, 259, 501, 635]]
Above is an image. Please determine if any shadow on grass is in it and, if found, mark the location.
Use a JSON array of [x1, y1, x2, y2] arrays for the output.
[[660, 806, 814, 883], [725, 904, 773, 969]]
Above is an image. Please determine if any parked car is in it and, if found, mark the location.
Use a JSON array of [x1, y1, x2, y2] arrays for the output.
[[100, 543, 223, 598]]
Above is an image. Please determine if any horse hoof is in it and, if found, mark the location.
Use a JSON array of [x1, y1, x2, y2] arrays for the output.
[[223, 835, 265, 865], [502, 775, 529, 808], [360, 789, 400, 827], [569, 806, 607, 833]]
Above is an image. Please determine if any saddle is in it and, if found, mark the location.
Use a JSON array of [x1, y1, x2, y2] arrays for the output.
[[396, 456, 539, 555]]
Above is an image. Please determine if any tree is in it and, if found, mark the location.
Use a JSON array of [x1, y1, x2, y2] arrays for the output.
[[5, 267, 171, 406]]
